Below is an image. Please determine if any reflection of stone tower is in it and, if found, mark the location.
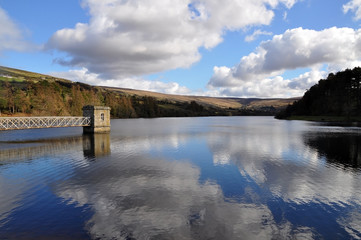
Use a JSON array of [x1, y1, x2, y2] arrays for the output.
[[83, 133, 111, 158], [82, 106, 111, 133]]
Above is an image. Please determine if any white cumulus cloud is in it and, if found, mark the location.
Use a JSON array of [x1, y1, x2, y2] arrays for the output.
[[343, 0, 361, 20], [208, 68, 326, 98], [47, 0, 298, 78], [208, 27, 361, 97], [245, 29, 273, 42]]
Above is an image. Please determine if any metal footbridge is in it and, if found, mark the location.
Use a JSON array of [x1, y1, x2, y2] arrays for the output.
[[0, 116, 91, 130], [0, 106, 111, 133]]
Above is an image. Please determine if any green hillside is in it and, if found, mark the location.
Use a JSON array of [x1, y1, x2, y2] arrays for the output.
[[0, 66, 295, 118]]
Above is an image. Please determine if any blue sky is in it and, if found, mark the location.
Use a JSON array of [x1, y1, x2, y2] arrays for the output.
[[0, 0, 361, 98]]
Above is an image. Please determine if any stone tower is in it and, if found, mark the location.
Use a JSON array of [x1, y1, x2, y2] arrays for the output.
[[82, 106, 111, 133]]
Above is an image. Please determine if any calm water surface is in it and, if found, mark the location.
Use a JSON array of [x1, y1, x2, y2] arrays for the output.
[[0, 116, 361, 239]]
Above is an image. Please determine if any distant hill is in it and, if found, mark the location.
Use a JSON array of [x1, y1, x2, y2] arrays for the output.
[[104, 87, 298, 110], [276, 67, 361, 121], [0, 66, 297, 118]]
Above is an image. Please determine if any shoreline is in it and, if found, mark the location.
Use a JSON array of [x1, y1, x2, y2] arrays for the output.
[[280, 115, 361, 125]]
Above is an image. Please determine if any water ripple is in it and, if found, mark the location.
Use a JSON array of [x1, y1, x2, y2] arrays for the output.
[[1, 117, 361, 239]]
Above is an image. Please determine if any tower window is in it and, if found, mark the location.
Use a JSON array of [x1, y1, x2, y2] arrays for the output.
[[101, 113, 104, 121]]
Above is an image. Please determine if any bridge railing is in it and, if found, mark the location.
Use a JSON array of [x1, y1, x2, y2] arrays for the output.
[[0, 116, 91, 130]]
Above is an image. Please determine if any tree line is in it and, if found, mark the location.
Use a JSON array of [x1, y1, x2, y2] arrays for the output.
[[0, 79, 257, 118], [0, 76, 285, 118], [276, 67, 361, 119]]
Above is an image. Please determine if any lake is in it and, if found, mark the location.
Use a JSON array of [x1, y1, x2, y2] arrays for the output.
[[0, 116, 361, 239]]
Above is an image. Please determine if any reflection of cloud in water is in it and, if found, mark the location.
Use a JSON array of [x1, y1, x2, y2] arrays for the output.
[[205, 121, 361, 237], [114, 133, 186, 156], [51, 118, 361, 239], [213, 150, 231, 165], [338, 210, 361, 238], [57, 152, 311, 239], [207, 128, 300, 184], [206, 125, 361, 205], [0, 133, 111, 229], [111, 118, 361, 208]]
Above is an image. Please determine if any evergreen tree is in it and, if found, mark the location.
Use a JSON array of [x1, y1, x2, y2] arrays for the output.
[[276, 67, 361, 119]]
